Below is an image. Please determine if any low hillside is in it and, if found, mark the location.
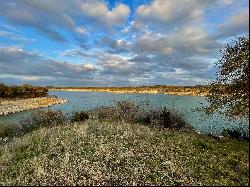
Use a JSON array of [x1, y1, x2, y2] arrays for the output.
[[49, 85, 208, 96], [0, 120, 248, 186]]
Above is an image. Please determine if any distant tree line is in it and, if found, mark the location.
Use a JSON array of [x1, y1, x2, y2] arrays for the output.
[[0, 83, 48, 99], [49, 85, 209, 94]]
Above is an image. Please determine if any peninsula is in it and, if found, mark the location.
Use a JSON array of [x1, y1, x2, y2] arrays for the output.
[[0, 83, 68, 116]]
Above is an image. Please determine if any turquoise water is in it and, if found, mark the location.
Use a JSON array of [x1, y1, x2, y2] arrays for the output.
[[0, 91, 249, 135]]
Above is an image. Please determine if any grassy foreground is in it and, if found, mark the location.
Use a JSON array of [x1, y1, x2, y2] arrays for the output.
[[0, 119, 248, 186]]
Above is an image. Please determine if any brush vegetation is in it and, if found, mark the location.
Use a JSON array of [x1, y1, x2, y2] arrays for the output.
[[0, 83, 48, 99], [0, 101, 248, 186], [49, 85, 208, 96]]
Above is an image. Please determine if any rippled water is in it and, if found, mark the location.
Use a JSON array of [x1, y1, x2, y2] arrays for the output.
[[0, 91, 249, 135]]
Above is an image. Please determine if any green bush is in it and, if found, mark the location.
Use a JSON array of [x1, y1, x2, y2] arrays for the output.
[[71, 111, 89, 122], [88, 100, 190, 130], [0, 110, 68, 139], [222, 128, 249, 141], [21, 110, 68, 133], [0, 123, 22, 139], [149, 107, 189, 130]]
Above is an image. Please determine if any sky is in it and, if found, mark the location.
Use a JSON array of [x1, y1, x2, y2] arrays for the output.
[[0, 0, 249, 87]]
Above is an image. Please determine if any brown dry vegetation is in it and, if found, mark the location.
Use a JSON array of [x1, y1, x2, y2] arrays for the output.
[[49, 85, 208, 96], [0, 120, 248, 186], [0, 101, 248, 186], [0, 83, 48, 99]]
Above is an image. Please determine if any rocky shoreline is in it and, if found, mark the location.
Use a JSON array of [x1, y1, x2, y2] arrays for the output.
[[50, 88, 207, 96], [0, 96, 69, 116]]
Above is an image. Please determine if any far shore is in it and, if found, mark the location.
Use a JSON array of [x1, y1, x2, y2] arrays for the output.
[[49, 88, 207, 96], [0, 96, 69, 116]]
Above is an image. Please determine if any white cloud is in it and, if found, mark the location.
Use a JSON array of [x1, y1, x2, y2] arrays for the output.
[[218, 0, 235, 5], [79, 0, 130, 27], [136, 0, 214, 27], [0, 47, 97, 79], [133, 26, 219, 58], [100, 53, 132, 70], [0, 0, 130, 41], [135, 32, 173, 55], [83, 64, 96, 71], [75, 26, 88, 35], [0, 0, 248, 86]]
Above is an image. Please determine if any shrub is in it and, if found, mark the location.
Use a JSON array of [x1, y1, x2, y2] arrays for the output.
[[0, 83, 48, 99], [149, 107, 189, 130], [20, 110, 68, 133], [0, 101, 190, 139], [0, 123, 22, 139], [0, 110, 68, 139], [71, 111, 89, 122], [222, 128, 249, 141], [88, 100, 190, 130], [89, 100, 149, 123]]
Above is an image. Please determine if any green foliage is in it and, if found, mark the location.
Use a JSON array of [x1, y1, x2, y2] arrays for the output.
[[204, 36, 249, 118], [222, 128, 249, 141], [0, 123, 22, 139], [21, 110, 68, 133], [0, 83, 48, 99], [88, 100, 190, 130], [70, 111, 89, 122], [0, 110, 68, 140]]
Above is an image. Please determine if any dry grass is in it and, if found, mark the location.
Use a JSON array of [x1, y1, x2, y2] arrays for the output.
[[0, 119, 248, 186]]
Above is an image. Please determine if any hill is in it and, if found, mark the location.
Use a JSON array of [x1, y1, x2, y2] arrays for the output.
[[0, 119, 248, 185]]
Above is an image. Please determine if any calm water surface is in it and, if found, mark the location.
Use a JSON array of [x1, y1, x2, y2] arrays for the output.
[[0, 91, 249, 135]]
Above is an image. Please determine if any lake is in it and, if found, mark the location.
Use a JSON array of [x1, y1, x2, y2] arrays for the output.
[[0, 91, 249, 136]]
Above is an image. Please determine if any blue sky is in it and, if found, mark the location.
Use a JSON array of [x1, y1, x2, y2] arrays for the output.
[[0, 0, 249, 86]]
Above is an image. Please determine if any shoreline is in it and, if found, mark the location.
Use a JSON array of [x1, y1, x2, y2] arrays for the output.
[[0, 96, 69, 116], [49, 88, 207, 96]]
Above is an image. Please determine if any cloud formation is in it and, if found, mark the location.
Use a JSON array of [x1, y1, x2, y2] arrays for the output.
[[0, 47, 99, 85], [0, 0, 249, 86], [136, 0, 215, 29], [0, 0, 130, 41]]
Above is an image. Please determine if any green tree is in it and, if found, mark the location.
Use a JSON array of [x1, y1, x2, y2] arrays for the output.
[[204, 36, 249, 118]]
